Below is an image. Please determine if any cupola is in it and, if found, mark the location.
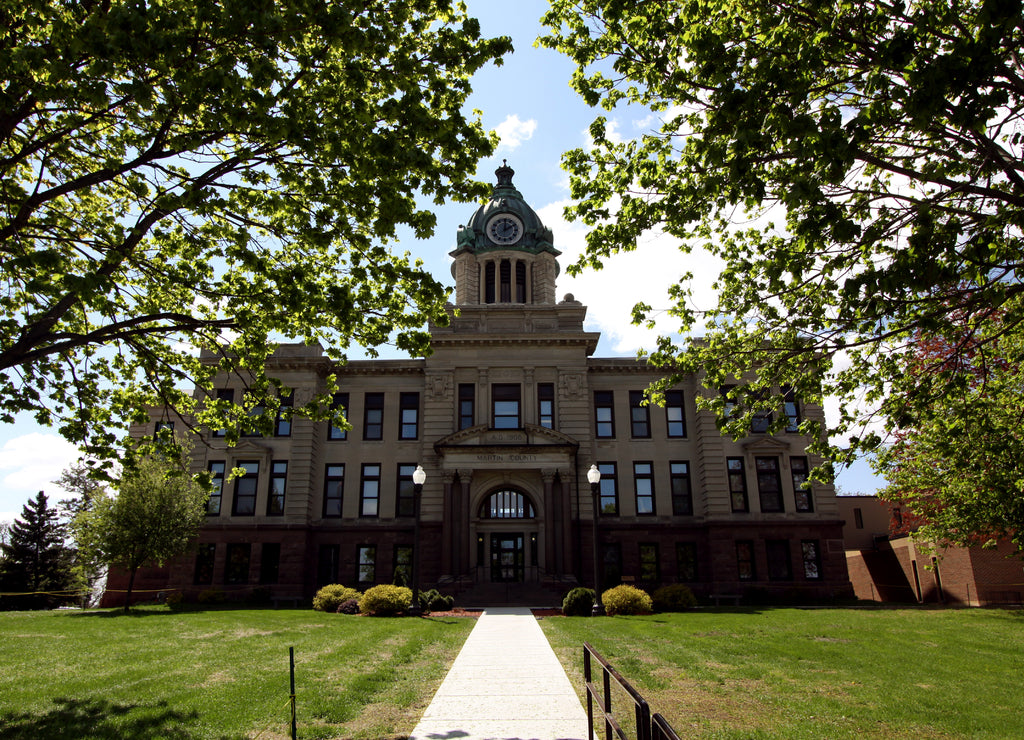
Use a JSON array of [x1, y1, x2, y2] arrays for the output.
[[450, 163, 560, 306]]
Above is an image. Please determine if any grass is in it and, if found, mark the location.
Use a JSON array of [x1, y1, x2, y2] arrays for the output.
[[539, 607, 1024, 739], [0, 605, 474, 740]]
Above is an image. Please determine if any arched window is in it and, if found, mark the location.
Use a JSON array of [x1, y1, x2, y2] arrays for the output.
[[480, 490, 535, 519], [484, 261, 496, 303]]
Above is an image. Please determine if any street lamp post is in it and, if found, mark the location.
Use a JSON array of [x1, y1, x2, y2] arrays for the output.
[[409, 464, 427, 617], [587, 464, 604, 616]]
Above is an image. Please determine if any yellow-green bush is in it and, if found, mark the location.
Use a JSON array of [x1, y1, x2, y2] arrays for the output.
[[358, 584, 413, 616], [313, 584, 361, 612], [602, 584, 653, 615], [652, 584, 697, 612]]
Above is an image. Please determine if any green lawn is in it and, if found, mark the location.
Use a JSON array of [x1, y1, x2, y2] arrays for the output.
[[540, 607, 1024, 740], [0, 606, 474, 740]]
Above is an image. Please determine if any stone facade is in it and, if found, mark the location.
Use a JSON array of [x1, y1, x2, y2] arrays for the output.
[[103, 165, 853, 606]]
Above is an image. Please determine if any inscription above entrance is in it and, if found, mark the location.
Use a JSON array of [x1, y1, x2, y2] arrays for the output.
[[480, 430, 528, 443], [476, 453, 539, 464]]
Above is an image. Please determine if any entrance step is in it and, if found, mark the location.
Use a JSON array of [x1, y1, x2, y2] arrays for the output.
[[453, 581, 568, 608]]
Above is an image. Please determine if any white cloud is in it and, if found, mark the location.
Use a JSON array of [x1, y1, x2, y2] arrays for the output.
[[0, 433, 82, 509], [537, 199, 724, 356], [495, 114, 537, 150]]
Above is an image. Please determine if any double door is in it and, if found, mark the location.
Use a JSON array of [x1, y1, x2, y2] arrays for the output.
[[490, 532, 524, 583]]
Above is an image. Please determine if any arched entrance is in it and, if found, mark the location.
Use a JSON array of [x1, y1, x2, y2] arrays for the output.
[[477, 489, 537, 583]]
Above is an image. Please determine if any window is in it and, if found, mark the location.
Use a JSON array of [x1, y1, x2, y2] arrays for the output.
[[756, 457, 784, 512], [207, 461, 225, 516], [267, 461, 287, 516], [317, 544, 339, 587], [791, 456, 813, 512], [801, 540, 822, 579], [225, 543, 251, 585], [665, 390, 686, 437], [500, 259, 511, 302], [854, 507, 864, 529], [458, 384, 475, 430], [399, 392, 419, 440], [629, 391, 650, 438], [212, 388, 233, 437], [485, 261, 496, 303], [736, 540, 756, 581], [538, 383, 554, 429], [676, 542, 698, 582], [328, 392, 349, 440], [597, 462, 618, 516], [360, 464, 381, 517], [154, 420, 175, 436], [363, 392, 384, 440], [639, 543, 659, 582], [492, 384, 521, 428], [594, 391, 615, 438], [323, 464, 344, 517], [356, 545, 376, 585], [515, 261, 527, 303], [241, 396, 265, 437], [634, 462, 656, 515], [232, 461, 259, 516], [766, 540, 792, 580], [601, 542, 622, 591], [720, 385, 737, 419], [481, 490, 535, 518], [274, 391, 293, 436], [783, 386, 800, 432], [670, 461, 693, 515], [394, 545, 413, 585], [260, 543, 281, 584], [727, 457, 748, 512], [396, 464, 416, 518], [194, 543, 216, 585]]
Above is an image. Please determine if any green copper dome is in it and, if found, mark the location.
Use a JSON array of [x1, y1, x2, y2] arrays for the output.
[[452, 162, 559, 257]]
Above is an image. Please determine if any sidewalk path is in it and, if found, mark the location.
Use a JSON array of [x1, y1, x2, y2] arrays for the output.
[[409, 606, 589, 740]]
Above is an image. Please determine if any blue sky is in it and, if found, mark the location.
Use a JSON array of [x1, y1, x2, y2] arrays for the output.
[[0, 1, 883, 523]]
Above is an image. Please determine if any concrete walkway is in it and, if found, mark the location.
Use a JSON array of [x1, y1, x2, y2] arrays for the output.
[[409, 607, 589, 740]]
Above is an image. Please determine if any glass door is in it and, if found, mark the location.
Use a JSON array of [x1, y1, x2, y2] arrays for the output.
[[490, 533, 524, 582]]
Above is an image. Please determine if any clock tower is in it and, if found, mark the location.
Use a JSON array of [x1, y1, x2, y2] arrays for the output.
[[449, 162, 561, 306]]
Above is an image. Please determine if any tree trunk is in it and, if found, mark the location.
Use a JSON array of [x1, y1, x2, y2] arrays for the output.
[[123, 566, 138, 613]]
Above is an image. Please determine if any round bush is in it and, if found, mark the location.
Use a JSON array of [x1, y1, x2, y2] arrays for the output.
[[337, 598, 360, 615], [652, 584, 697, 612], [562, 587, 595, 616], [358, 584, 413, 616], [601, 585, 653, 616], [313, 584, 361, 613]]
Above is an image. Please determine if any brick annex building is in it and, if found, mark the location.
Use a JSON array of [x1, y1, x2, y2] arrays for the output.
[[105, 164, 853, 606]]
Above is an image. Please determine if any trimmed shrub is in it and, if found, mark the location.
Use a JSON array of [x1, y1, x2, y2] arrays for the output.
[[652, 584, 697, 612], [602, 585, 653, 616], [197, 588, 226, 604], [358, 584, 413, 616], [429, 593, 454, 611], [337, 598, 361, 615], [418, 588, 440, 610], [165, 591, 184, 610], [562, 587, 595, 616], [313, 584, 361, 613]]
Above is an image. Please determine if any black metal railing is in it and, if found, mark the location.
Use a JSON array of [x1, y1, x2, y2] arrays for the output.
[[583, 642, 681, 740]]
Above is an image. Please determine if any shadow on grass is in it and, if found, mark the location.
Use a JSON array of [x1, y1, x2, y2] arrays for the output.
[[0, 697, 241, 739]]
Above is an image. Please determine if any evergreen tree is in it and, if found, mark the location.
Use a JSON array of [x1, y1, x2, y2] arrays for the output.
[[0, 491, 74, 609]]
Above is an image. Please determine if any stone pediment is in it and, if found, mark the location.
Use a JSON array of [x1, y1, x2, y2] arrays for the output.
[[740, 435, 792, 453], [434, 423, 579, 453]]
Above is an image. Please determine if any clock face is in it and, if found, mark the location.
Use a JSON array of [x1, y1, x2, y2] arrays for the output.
[[487, 214, 523, 245]]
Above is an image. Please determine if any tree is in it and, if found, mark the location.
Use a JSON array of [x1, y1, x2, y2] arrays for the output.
[[55, 460, 110, 604], [73, 447, 209, 610], [0, 491, 74, 609], [1, 0, 512, 462], [874, 315, 1024, 552], [540, 1, 1024, 466]]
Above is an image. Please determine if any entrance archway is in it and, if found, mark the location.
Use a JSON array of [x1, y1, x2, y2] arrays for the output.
[[477, 489, 538, 582]]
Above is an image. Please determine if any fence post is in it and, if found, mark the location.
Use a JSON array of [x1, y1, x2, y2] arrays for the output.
[[289, 647, 297, 740]]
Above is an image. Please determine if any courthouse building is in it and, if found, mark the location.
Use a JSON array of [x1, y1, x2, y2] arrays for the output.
[[109, 164, 852, 606]]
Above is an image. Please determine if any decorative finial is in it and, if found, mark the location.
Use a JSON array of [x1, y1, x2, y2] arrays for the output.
[[495, 160, 515, 188]]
